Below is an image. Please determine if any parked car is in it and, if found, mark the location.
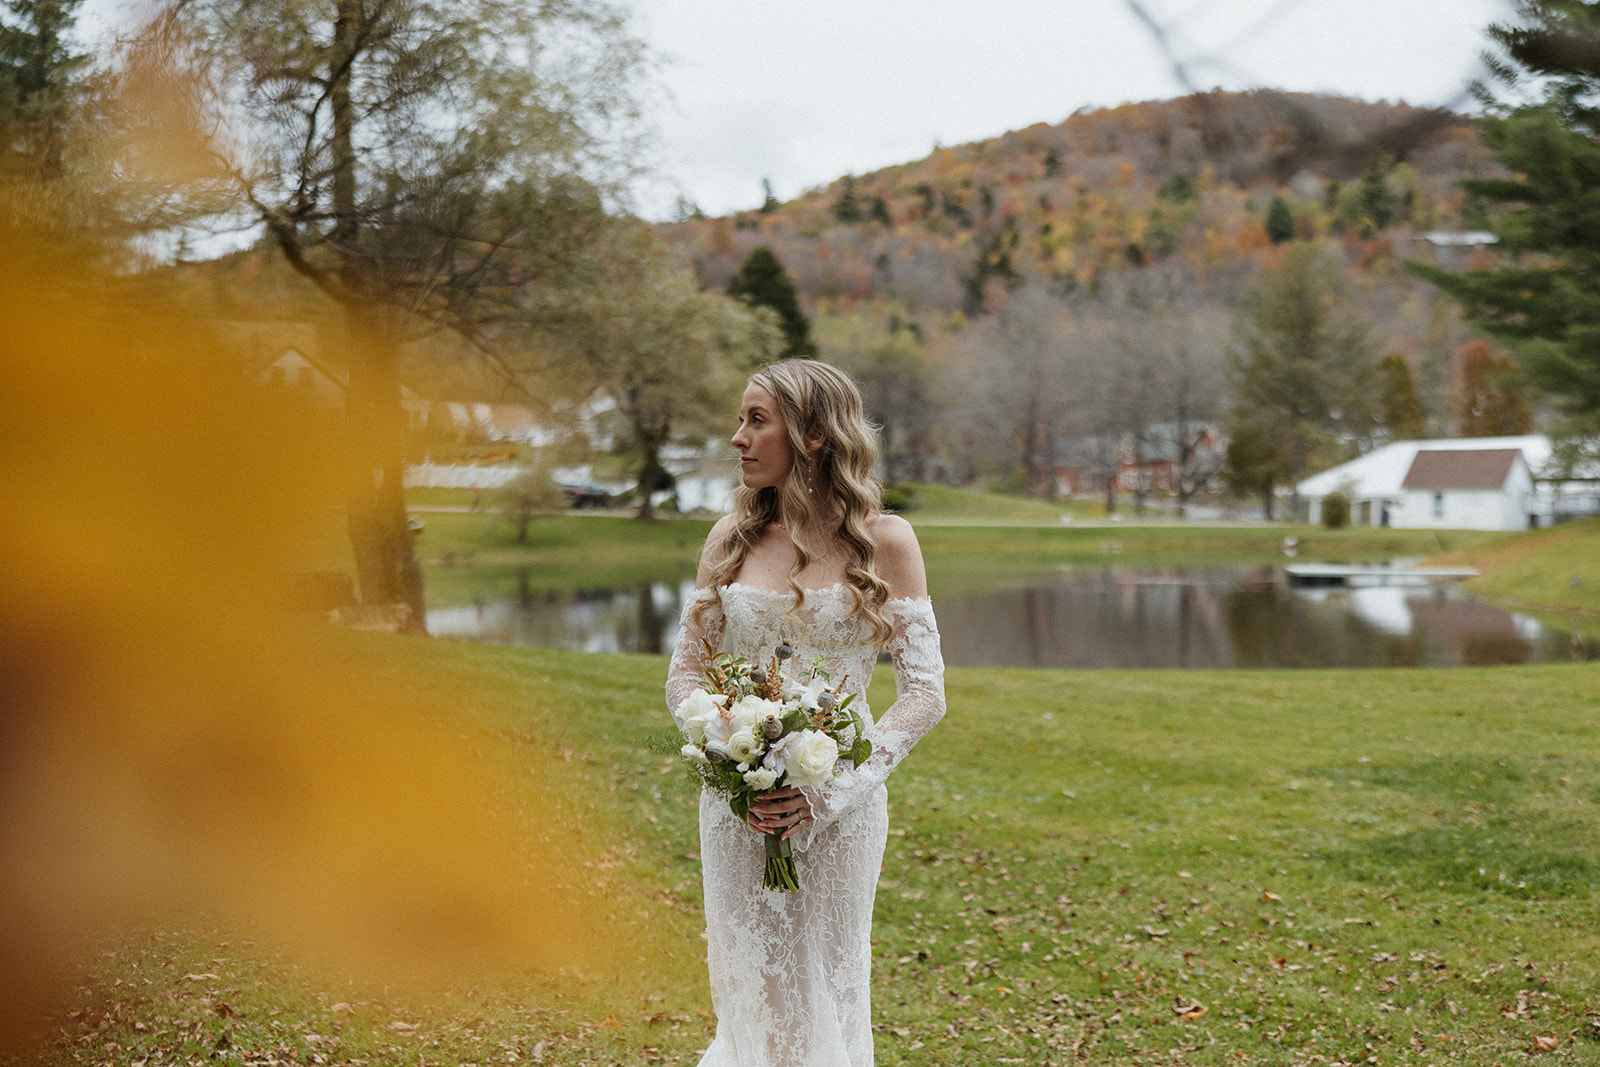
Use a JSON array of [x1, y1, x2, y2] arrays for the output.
[[561, 483, 610, 509]]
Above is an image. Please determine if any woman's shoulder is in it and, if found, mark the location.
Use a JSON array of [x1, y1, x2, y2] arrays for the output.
[[865, 512, 927, 599], [696, 514, 741, 587], [866, 511, 917, 549]]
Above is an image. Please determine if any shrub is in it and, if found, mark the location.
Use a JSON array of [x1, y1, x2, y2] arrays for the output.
[[881, 487, 919, 513], [1322, 490, 1351, 529]]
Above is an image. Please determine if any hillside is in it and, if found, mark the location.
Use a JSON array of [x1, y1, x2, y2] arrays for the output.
[[660, 91, 1486, 316], [658, 91, 1510, 497]]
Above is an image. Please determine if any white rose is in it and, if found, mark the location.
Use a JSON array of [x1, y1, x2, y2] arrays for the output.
[[769, 729, 839, 789], [731, 695, 781, 732], [742, 766, 778, 791], [677, 689, 727, 744], [727, 728, 763, 768], [681, 742, 709, 764]]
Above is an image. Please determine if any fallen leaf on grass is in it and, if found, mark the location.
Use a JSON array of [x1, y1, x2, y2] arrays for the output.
[[1533, 1035, 1559, 1052], [1262, 891, 1281, 902], [388, 1021, 416, 1033], [1172, 997, 1207, 1020], [180, 973, 220, 982]]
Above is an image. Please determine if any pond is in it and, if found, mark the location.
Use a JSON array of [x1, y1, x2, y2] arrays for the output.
[[426, 565, 1596, 669]]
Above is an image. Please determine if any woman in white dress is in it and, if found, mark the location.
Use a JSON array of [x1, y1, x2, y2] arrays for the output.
[[666, 359, 946, 1067]]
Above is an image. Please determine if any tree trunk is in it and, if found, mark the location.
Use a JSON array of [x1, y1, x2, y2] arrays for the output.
[[636, 440, 663, 522], [1287, 429, 1306, 522], [343, 300, 427, 633], [1102, 439, 1117, 516], [328, 0, 425, 634], [1132, 434, 1147, 517]]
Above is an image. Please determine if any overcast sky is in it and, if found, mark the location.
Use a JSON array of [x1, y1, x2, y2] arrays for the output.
[[629, 0, 1518, 220]]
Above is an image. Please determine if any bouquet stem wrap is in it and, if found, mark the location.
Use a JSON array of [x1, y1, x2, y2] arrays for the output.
[[764, 832, 799, 892]]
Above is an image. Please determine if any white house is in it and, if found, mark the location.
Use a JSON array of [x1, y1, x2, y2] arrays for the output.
[[1395, 447, 1534, 530], [1296, 435, 1549, 531]]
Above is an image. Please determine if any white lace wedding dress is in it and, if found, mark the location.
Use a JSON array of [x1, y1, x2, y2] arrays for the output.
[[666, 582, 946, 1067]]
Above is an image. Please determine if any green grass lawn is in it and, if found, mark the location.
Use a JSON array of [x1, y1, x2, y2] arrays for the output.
[[1447, 518, 1600, 616], [895, 482, 1103, 524], [38, 636, 1600, 1067]]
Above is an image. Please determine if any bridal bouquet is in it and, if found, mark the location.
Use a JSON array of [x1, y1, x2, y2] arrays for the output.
[[676, 638, 872, 892]]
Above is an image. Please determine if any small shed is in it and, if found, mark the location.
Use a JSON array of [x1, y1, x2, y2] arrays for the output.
[[1396, 448, 1534, 531]]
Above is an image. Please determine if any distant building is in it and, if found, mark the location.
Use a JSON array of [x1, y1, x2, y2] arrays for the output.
[[1295, 435, 1600, 530], [1411, 231, 1499, 269], [251, 345, 348, 412], [1055, 422, 1228, 500]]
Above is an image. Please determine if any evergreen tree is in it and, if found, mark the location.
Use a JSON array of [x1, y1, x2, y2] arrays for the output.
[[961, 219, 1021, 316], [1228, 243, 1378, 516], [1223, 417, 1291, 520], [0, 0, 87, 180], [833, 174, 862, 223], [1042, 145, 1060, 177], [1378, 354, 1429, 440], [867, 195, 891, 225], [759, 176, 778, 215], [1410, 0, 1600, 421], [1265, 195, 1295, 244], [1157, 172, 1196, 204], [727, 245, 816, 359], [1356, 152, 1397, 233]]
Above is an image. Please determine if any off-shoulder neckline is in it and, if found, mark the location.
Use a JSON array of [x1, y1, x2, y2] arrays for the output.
[[715, 581, 931, 606]]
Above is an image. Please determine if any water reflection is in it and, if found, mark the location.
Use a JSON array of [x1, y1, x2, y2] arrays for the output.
[[427, 566, 1595, 669]]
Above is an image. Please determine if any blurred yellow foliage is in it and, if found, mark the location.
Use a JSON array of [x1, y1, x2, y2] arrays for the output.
[[0, 229, 618, 1052]]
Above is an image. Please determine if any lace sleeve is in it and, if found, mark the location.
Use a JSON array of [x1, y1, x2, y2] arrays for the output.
[[665, 587, 724, 737], [793, 597, 945, 848]]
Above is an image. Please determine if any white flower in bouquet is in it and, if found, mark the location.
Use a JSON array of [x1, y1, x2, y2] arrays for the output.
[[727, 728, 763, 768], [681, 742, 710, 764], [730, 694, 782, 732], [767, 729, 840, 789], [677, 688, 728, 744], [780, 675, 829, 711], [742, 766, 778, 790]]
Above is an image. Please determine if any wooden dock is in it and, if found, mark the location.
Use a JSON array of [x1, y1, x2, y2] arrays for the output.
[[1285, 563, 1479, 587]]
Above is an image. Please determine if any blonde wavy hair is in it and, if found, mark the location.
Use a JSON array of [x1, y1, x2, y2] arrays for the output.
[[696, 359, 893, 646]]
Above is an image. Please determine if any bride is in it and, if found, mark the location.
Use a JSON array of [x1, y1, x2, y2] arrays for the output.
[[666, 359, 946, 1067]]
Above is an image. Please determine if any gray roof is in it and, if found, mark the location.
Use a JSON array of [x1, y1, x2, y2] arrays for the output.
[[1402, 448, 1520, 491]]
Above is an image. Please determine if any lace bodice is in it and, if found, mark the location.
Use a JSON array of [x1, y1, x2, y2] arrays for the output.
[[664, 582, 946, 1067]]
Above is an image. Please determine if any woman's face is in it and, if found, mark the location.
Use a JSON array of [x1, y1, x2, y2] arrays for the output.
[[731, 381, 796, 490]]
